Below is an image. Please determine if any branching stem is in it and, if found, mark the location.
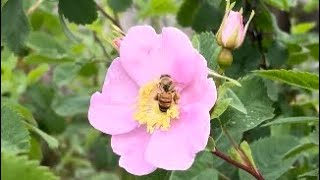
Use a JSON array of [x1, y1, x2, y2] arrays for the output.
[[212, 148, 265, 180], [95, 3, 123, 31]]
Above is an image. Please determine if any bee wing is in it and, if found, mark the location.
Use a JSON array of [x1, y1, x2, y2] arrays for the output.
[[172, 81, 184, 92]]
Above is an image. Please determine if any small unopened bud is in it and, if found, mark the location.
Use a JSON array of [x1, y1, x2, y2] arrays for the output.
[[218, 48, 233, 70], [112, 37, 123, 52], [216, 0, 255, 50]]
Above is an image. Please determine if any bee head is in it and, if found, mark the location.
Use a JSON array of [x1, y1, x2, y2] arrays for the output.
[[160, 74, 171, 78]]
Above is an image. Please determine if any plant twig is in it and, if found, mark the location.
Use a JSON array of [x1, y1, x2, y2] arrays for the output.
[[27, 0, 43, 15], [212, 148, 265, 180], [222, 126, 252, 166], [92, 31, 112, 60], [220, 125, 264, 179], [95, 3, 123, 31]]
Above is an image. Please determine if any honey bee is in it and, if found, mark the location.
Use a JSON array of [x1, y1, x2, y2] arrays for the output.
[[154, 74, 179, 112]]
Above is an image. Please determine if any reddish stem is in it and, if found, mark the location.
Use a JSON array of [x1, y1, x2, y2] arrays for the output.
[[212, 148, 265, 180]]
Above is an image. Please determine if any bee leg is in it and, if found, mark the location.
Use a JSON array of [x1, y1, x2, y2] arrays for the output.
[[173, 93, 180, 104]]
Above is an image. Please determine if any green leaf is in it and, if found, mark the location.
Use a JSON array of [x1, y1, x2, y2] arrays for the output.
[[298, 169, 319, 178], [139, 0, 178, 18], [88, 135, 119, 170], [24, 84, 66, 134], [303, 0, 319, 12], [211, 98, 232, 119], [24, 122, 59, 149], [90, 172, 120, 180], [58, 0, 98, 25], [229, 141, 256, 169], [176, 0, 200, 27], [29, 9, 62, 35], [27, 64, 50, 85], [26, 32, 67, 59], [225, 40, 261, 79], [53, 62, 82, 86], [107, 0, 132, 12], [1, 103, 30, 154], [24, 54, 73, 64], [192, 32, 221, 71], [239, 136, 300, 180], [240, 141, 256, 169], [266, 41, 288, 68], [205, 136, 216, 151], [51, 95, 90, 117], [211, 80, 244, 119], [306, 43, 319, 60], [191, 0, 223, 32], [287, 44, 310, 65], [177, 0, 222, 31], [223, 89, 247, 114], [263, 0, 297, 12], [253, 69, 319, 91], [58, 13, 82, 43], [262, 116, 319, 127], [283, 142, 318, 159], [309, 128, 319, 145], [122, 169, 169, 180], [218, 76, 274, 133], [1, 0, 30, 55], [228, 147, 243, 165], [1, 152, 59, 180], [79, 62, 98, 77], [1, 0, 8, 8], [263, 79, 279, 101], [170, 151, 218, 180], [253, 3, 274, 33], [291, 22, 316, 34], [28, 136, 43, 160], [2, 101, 37, 126]]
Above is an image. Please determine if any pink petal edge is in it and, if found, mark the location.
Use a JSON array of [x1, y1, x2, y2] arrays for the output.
[[145, 104, 211, 170], [111, 127, 157, 175], [88, 59, 139, 135]]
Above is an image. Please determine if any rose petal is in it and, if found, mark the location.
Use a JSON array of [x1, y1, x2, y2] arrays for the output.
[[88, 59, 139, 135], [88, 92, 138, 135], [111, 127, 156, 175], [235, 13, 245, 48], [161, 27, 207, 87], [222, 11, 243, 46], [102, 58, 139, 105], [120, 26, 207, 89], [120, 25, 162, 86], [145, 104, 211, 170], [179, 78, 217, 110]]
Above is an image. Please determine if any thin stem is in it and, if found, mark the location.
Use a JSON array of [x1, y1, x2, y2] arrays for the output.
[[27, 0, 43, 15], [207, 68, 241, 87], [95, 3, 123, 31], [255, 30, 267, 69], [221, 125, 264, 178], [92, 31, 112, 60], [221, 126, 248, 165], [212, 148, 265, 180]]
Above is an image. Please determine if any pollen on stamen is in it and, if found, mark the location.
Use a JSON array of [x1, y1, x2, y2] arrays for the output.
[[133, 80, 180, 133]]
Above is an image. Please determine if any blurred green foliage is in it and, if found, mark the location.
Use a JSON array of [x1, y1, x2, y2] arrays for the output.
[[1, 0, 319, 179]]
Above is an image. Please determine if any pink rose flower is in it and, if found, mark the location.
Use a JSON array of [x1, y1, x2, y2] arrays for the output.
[[216, 0, 255, 49], [88, 25, 217, 175]]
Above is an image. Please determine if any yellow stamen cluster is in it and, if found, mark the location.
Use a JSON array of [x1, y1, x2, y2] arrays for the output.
[[133, 80, 179, 133]]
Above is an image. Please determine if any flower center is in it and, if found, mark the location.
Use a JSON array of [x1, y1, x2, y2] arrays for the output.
[[133, 79, 180, 133]]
